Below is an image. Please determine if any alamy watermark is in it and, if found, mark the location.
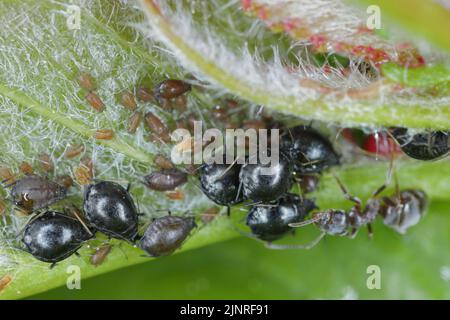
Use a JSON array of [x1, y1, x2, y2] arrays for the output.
[[66, 4, 81, 30], [366, 5, 382, 30], [66, 265, 81, 290], [170, 121, 280, 175]]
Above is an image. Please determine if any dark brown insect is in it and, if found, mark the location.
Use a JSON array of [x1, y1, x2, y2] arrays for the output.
[[19, 162, 34, 175], [76, 73, 96, 91], [119, 91, 137, 111], [136, 86, 154, 102], [165, 189, 184, 200], [90, 244, 112, 267], [143, 169, 188, 191], [9, 175, 67, 213], [154, 79, 191, 100], [0, 167, 15, 184], [37, 153, 54, 172], [86, 92, 105, 112], [56, 175, 74, 189], [144, 112, 171, 143], [127, 111, 142, 134], [94, 129, 114, 140], [64, 144, 85, 159], [0, 274, 12, 292], [154, 154, 175, 170], [200, 207, 219, 224], [138, 215, 196, 257]]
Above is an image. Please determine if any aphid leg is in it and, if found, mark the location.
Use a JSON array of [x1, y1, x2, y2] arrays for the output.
[[265, 232, 326, 250], [214, 157, 238, 182], [74, 251, 81, 258], [126, 182, 131, 192], [49, 262, 57, 269], [333, 174, 362, 209], [367, 223, 373, 239], [16, 211, 45, 237], [70, 208, 94, 237], [226, 206, 230, 217]]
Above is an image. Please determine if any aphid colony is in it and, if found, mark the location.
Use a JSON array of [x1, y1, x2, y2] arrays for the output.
[[0, 76, 441, 268], [1, 172, 196, 268]]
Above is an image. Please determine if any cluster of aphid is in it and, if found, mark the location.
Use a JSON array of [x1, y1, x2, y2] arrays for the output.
[[0, 75, 446, 269], [0, 173, 196, 268], [194, 124, 433, 249]]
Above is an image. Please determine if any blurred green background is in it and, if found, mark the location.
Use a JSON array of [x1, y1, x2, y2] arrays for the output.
[[32, 201, 450, 300]]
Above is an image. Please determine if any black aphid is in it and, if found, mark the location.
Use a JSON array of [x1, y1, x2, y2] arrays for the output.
[[139, 215, 196, 257], [390, 128, 449, 160], [246, 193, 317, 242], [22, 211, 92, 266], [239, 152, 292, 203], [143, 169, 188, 191], [199, 161, 245, 207], [10, 175, 67, 213], [281, 125, 340, 173], [83, 181, 139, 241]]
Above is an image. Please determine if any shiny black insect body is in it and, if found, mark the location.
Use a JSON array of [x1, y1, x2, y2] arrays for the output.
[[22, 211, 92, 266], [199, 161, 245, 207], [390, 128, 448, 160], [139, 215, 196, 257], [83, 181, 139, 241], [9, 175, 67, 213], [380, 189, 427, 234], [143, 169, 188, 191], [246, 193, 317, 243], [239, 152, 292, 203], [281, 125, 340, 173]]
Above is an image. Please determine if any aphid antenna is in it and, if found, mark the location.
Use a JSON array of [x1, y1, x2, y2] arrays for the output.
[[295, 179, 304, 201], [213, 157, 238, 183], [104, 230, 136, 246], [230, 224, 261, 241], [235, 179, 243, 203], [265, 232, 326, 250], [1, 179, 16, 189], [15, 211, 46, 238], [289, 214, 323, 228], [69, 206, 94, 237]]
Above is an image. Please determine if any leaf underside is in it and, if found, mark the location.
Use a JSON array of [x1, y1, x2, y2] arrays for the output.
[[0, 0, 449, 299]]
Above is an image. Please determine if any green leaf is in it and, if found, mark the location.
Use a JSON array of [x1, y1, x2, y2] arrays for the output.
[[1, 0, 450, 300]]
